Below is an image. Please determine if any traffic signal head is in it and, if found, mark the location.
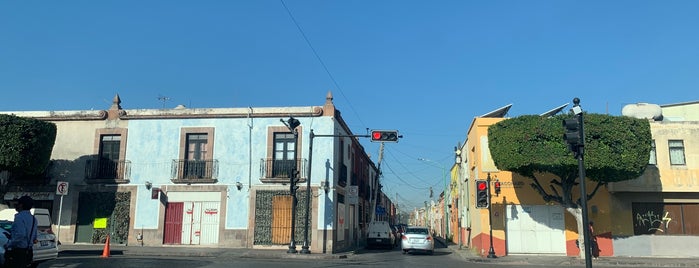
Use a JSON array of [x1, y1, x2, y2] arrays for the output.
[[475, 180, 489, 209], [563, 116, 583, 154], [287, 117, 300, 130], [563, 117, 582, 144], [494, 180, 501, 196], [370, 130, 399, 142]]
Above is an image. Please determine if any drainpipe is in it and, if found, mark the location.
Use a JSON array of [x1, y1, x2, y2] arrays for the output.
[[247, 107, 253, 191]]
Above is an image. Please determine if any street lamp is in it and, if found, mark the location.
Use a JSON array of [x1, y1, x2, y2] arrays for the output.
[[418, 158, 448, 240]]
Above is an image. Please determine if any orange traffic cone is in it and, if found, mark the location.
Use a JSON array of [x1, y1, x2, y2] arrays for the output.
[[100, 235, 111, 258]]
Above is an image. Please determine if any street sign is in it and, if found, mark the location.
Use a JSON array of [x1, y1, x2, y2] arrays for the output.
[[56, 181, 69, 196], [347, 186, 358, 204]]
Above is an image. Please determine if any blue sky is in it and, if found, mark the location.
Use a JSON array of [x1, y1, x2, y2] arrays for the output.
[[2, 1, 697, 211]]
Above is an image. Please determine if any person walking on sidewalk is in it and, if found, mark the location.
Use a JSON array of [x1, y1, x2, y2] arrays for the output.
[[588, 221, 599, 259], [4, 196, 38, 268]]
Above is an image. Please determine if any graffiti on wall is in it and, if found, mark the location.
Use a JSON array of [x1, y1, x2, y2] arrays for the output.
[[630, 202, 699, 235], [635, 210, 672, 233]]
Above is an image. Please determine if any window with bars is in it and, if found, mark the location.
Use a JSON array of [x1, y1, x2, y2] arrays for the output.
[[185, 133, 208, 178], [98, 135, 121, 178], [668, 140, 686, 166], [272, 132, 296, 177]]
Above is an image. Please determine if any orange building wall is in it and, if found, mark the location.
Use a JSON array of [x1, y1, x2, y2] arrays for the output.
[[465, 116, 616, 258]]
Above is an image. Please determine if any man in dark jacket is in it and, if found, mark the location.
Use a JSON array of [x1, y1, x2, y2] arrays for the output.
[[4, 196, 38, 268]]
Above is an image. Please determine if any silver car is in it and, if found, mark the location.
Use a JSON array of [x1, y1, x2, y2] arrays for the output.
[[400, 226, 434, 255]]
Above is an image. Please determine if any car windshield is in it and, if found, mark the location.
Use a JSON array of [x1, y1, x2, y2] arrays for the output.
[[405, 228, 429, 235]]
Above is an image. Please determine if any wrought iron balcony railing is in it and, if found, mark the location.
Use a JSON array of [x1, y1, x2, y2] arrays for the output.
[[259, 158, 307, 183], [171, 159, 218, 183], [85, 158, 131, 182]]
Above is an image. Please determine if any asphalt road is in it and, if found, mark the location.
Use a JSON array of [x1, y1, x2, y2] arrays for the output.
[[37, 242, 687, 268]]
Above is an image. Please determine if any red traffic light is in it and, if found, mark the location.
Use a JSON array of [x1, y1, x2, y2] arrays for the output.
[[494, 181, 501, 188], [477, 181, 487, 191], [370, 130, 399, 142], [475, 180, 489, 208]]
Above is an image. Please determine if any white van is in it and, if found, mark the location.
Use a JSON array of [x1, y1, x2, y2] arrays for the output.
[[366, 221, 395, 249]]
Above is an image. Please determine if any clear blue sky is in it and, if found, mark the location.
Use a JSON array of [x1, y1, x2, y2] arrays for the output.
[[2, 1, 697, 211]]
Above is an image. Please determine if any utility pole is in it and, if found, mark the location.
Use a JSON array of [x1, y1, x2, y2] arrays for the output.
[[564, 98, 592, 268], [370, 143, 384, 222]]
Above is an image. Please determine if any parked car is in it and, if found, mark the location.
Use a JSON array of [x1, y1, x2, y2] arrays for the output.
[[0, 220, 12, 265], [401, 226, 434, 255], [0, 208, 59, 267], [366, 221, 395, 249]]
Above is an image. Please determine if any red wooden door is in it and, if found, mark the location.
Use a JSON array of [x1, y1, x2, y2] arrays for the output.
[[164, 202, 184, 244]]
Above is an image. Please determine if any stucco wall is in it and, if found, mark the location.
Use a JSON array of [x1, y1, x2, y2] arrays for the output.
[[614, 235, 699, 257]]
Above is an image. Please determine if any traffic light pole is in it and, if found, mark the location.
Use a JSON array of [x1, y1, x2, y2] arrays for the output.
[[486, 173, 497, 258], [573, 99, 593, 268], [281, 118, 302, 254], [301, 130, 397, 254], [300, 130, 315, 254], [288, 128, 299, 254]]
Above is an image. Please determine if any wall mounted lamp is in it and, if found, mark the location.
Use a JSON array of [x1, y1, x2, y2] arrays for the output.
[[145, 181, 152, 190], [236, 182, 244, 191]]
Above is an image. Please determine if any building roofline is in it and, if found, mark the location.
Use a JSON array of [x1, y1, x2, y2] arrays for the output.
[[660, 100, 699, 108]]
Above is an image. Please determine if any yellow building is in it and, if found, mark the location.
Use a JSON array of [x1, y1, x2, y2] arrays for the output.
[[457, 101, 698, 258], [608, 101, 699, 257], [458, 104, 615, 257]]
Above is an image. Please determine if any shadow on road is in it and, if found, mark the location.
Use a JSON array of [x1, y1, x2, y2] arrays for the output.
[[60, 249, 124, 256]]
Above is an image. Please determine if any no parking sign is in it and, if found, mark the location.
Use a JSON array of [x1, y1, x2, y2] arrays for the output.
[[56, 181, 69, 196]]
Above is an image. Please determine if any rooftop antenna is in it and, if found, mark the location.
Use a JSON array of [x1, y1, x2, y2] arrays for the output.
[[157, 95, 171, 108]]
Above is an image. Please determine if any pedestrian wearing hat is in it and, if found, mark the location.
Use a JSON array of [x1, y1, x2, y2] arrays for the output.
[[4, 196, 38, 268]]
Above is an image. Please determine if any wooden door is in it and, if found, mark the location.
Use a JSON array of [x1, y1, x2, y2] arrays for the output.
[[164, 202, 184, 244], [74, 199, 95, 243], [271, 195, 292, 244]]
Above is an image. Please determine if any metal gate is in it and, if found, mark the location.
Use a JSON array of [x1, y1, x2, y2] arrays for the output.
[[271, 195, 292, 244], [506, 205, 566, 254]]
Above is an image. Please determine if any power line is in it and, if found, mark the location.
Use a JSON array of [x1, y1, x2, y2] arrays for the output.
[[280, 0, 367, 129], [382, 161, 436, 190]]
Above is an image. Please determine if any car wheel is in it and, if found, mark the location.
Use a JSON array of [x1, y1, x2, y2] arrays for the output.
[[428, 250, 434, 255], [402, 250, 407, 254]]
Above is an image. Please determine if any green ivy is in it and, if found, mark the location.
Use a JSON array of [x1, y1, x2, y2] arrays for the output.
[[82, 192, 131, 244]]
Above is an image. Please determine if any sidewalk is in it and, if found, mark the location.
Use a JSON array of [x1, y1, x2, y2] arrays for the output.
[[58, 244, 350, 260], [434, 237, 699, 267]]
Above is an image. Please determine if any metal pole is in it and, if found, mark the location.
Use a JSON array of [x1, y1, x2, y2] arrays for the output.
[[575, 104, 593, 268], [286, 119, 300, 254], [443, 167, 448, 240], [57, 194, 64, 243], [487, 173, 497, 258], [301, 130, 314, 254]]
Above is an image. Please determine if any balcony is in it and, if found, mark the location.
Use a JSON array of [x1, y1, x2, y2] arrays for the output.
[[171, 159, 218, 184], [259, 158, 307, 183], [85, 158, 131, 184]]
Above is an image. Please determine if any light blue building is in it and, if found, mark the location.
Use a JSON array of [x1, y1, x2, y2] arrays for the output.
[[2, 92, 382, 254]]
